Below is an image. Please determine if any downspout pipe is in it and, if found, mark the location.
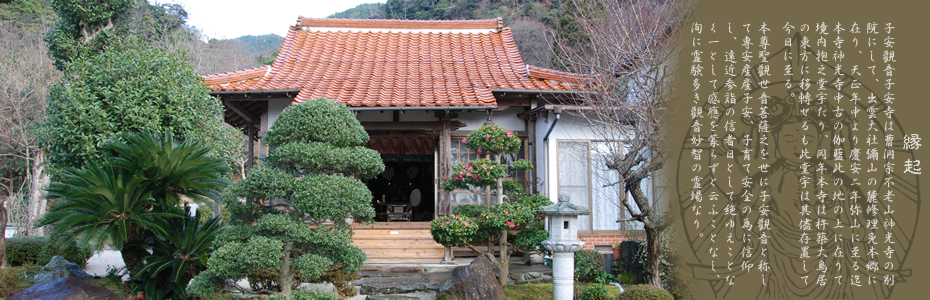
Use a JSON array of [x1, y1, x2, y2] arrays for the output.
[[543, 107, 562, 142]]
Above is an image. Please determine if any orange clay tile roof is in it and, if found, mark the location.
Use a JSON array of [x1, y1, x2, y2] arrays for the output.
[[299, 17, 503, 30], [526, 65, 593, 85], [202, 66, 268, 86], [203, 17, 588, 107]]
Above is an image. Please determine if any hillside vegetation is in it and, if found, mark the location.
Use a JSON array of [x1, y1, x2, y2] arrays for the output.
[[331, 0, 582, 68]]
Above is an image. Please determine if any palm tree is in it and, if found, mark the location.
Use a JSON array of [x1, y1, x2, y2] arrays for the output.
[[39, 161, 177, 274], [39, 130, 229, 276], [137, 209, 224, 299], [104, 129, 230, 206]]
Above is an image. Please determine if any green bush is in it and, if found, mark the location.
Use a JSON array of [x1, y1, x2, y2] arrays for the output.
[[6, 237, 45, 267], [574, 249, 604, 282], [619, 284, 674, 300], [580, 283, 609, 300], [40, 43, 234, 172], [7, 236, 93, 267]]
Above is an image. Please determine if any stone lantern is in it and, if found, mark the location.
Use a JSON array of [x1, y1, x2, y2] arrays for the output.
[[539, 194, 590, 300]]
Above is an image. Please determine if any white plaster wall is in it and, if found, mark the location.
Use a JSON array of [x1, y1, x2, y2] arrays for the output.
[[538, 113, 601, 200], [356, 110, 393, 122], [453, 107, 525, 133], [399, 110, 439, 122], [261, 99, 293, 136], [537, 112, 657, 231]]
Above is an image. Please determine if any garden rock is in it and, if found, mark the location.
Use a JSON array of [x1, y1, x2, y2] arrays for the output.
[[368, 292, 437, 300], [10, 277, 119, 300], [525, 272, 543, 279], [353, 276, 432, 294], [33, 256, 91, 283], [437, 256, 504, 300], [298, 282, 337, 294]]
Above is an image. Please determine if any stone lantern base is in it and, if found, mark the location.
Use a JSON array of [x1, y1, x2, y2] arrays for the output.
[[543, 239, 585, 300]]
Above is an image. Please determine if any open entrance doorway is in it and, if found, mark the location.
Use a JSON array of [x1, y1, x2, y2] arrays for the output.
[[364, 137, 436, 222]]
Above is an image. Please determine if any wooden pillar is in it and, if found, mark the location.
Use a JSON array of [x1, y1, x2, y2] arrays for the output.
[[527, 115, 537, 195], [438, 116, 452, 216], [439, 116, 454, 263], [247, 125, 255, 170]]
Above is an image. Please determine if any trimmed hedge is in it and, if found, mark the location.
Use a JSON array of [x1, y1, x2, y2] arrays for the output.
[[619, 284, 674, 300], [6, 236, 93, 267]]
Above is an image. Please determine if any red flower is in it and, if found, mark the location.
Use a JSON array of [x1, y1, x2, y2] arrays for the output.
[[462, 138, 467, 143], [477, 149, 483, 154]]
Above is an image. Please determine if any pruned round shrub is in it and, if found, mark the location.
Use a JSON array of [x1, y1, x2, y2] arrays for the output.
[[266, 142, 383, 178], [619, 284, 674, 300], [292, 174, 375, 224], [430, 215, 480, 247], [263, 98, 369, 148]]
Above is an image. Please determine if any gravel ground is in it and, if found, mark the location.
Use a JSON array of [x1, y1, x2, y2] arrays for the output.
[[83, 250, 126, 278]]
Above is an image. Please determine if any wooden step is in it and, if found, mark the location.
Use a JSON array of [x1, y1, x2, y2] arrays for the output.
[[352, 222, 431, 230], [364, 257, 445, 264], [361, 248, 445, 257], [349, 222, 445, 264], [352, 229, 434, 238], [352, 238, 441, 248]]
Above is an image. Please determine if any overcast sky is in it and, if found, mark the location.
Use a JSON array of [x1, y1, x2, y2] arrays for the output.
[[155, 0, 386, 39]]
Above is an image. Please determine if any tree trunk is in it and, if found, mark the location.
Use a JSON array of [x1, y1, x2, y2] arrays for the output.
[[442, 245, 453, 263], [496, 178, 504, 204], [121, 244, 148, 277], [279, 242, 293, 298], [0, 202, 7, 268], [644, 221, 663, 289], [495, 154, 504, 204], [27, 150, 49, 237], [498, 229, 509, 286]]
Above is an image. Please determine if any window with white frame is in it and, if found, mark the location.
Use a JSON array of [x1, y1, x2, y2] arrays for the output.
[[557, 140, 650, 232]]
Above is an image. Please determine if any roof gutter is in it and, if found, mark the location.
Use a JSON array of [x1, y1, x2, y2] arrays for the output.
[[517, 104, 592, 119], [490, 89, 597, 95], [211, 89, 302, 96], [210, 89, 300, 100], [347, 106, 497, 111]]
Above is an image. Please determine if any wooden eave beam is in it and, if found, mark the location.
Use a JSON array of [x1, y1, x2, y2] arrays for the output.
[[360, 121, 465, 132], [225, 100, 258, 124]]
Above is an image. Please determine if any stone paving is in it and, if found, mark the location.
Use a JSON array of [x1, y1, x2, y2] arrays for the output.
[[82, 251, 554, 298]]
